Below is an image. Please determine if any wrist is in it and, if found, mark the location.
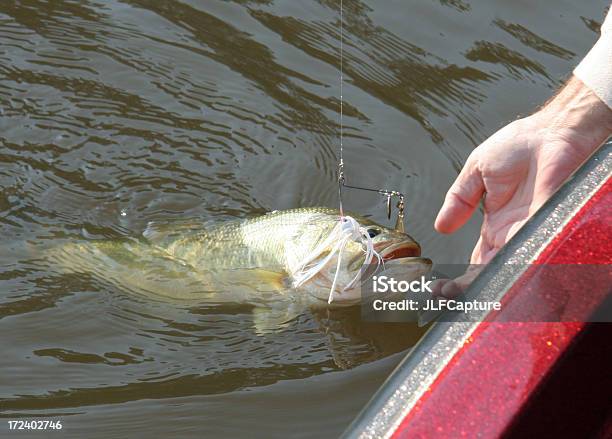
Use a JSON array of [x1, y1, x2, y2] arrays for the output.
[[536, 76, 612, 152]]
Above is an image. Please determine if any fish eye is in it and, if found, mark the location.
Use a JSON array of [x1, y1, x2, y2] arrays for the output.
[[366, 228, 381, 238]]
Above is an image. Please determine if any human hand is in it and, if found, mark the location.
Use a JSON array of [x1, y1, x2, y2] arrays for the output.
[[435, 77, 612, 268]]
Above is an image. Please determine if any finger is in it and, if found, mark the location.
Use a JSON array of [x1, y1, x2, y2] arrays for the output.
[[431, 278, 451, 297], [440, 280, 463, 298], [479, 246, 499, 264], [440, 265, 483, 298], [470, 235, 487, 264], [431, 278, 463, 298], [504, 218, 528, 246], [435, 155, 485, 234]]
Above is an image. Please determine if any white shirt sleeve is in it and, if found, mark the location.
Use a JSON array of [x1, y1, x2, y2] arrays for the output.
[[573, 7, 612, 109]]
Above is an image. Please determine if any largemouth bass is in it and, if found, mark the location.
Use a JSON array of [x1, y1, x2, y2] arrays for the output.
[[46, 207, 431, 308]]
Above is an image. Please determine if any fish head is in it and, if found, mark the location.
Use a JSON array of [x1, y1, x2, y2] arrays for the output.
[[294, 214, 432, 305]]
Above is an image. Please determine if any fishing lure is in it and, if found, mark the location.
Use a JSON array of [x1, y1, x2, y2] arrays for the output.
[[292, 216, 382, 304]]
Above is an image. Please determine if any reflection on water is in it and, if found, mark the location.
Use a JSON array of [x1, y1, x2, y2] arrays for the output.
[[0, 0, 606, 436]]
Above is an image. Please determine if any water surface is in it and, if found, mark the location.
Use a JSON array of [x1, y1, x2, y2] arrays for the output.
[[0, 0, 607, 437]]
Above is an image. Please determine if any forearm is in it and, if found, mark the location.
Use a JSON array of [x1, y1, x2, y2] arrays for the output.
[[536, 7, 612, 155], [538, 76, 612, 155]]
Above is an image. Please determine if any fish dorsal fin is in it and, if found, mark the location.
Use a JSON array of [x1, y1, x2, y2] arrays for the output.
[[142, 218, 216, 246]]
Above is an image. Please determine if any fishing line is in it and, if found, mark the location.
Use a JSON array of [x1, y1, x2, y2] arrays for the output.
[[296, 0, 409, 305], [336, 0, 406, 232], [338, 0, 345, 217]]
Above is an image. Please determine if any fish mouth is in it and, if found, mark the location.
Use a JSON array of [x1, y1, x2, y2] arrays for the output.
[[379, 241, 421, 260], [308, 241, 430, 306]]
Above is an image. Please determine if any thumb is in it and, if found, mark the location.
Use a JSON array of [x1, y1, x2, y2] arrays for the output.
[[435, 155, 484, 234]]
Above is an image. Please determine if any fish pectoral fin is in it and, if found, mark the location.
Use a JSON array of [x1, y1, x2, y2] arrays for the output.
[[252, 303, 302, 336], [142, 218, 215, 245], [230, 268, 289, 292]]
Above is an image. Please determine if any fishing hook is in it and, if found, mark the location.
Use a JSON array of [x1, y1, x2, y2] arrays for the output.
[[338, 177, 406, 233]]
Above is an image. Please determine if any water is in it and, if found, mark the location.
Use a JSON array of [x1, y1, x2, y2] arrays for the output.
[[0, 0, 606, 437]]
